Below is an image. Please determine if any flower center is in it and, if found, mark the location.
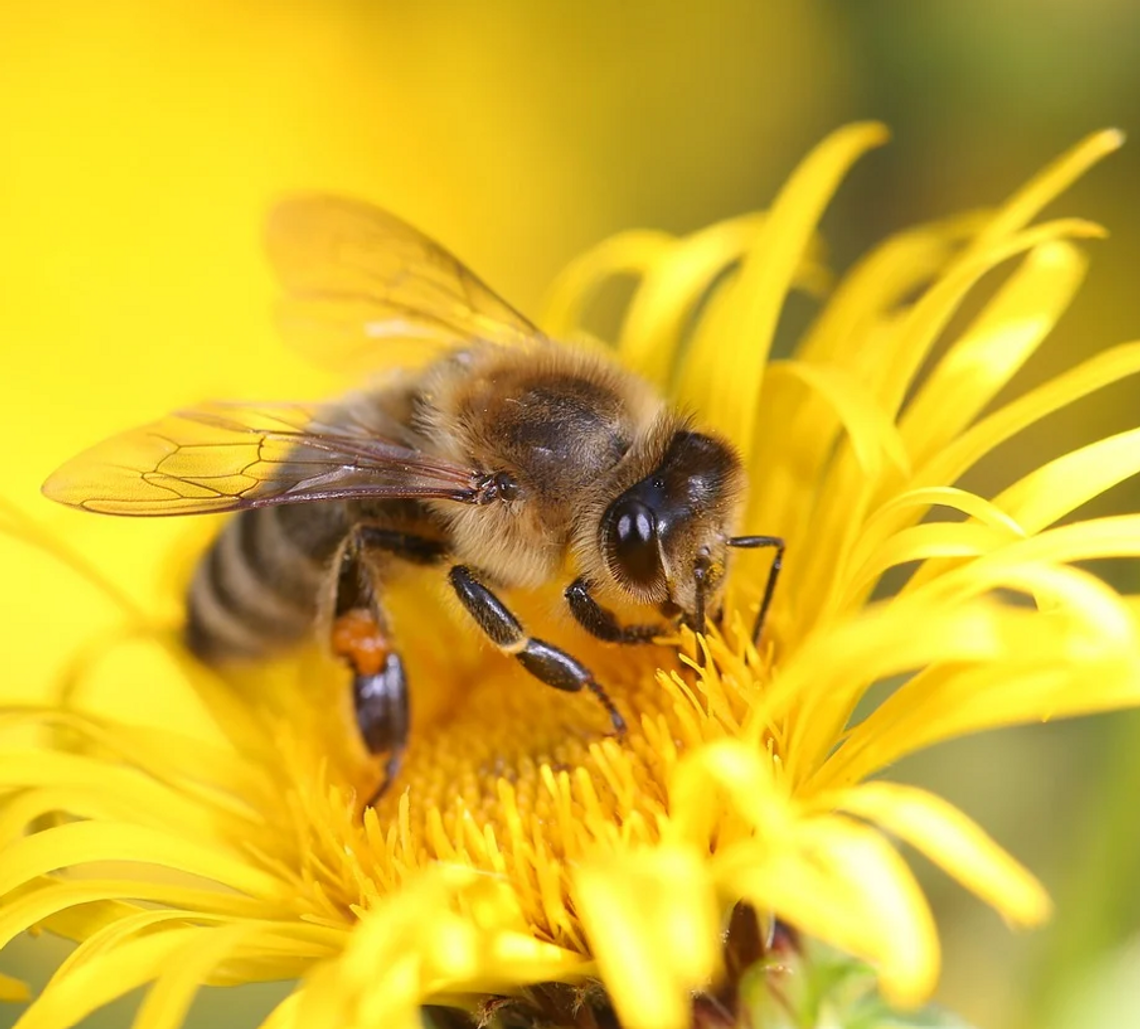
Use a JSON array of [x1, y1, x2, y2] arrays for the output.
[[268, 580, 760, 948]]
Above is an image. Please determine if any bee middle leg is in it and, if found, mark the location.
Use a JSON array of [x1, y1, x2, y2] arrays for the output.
[[333, 526, 448, 805], [449, 566, 627, 735]]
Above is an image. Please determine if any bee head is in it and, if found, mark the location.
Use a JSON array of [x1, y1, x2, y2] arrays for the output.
[[600, 430, 745, 629]]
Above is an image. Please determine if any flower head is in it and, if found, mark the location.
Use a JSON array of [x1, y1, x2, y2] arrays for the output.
[[5, 124, 1140, 1029]]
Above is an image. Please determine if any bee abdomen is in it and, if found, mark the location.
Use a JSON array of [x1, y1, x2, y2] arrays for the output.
[[185, 503, 346, 663]]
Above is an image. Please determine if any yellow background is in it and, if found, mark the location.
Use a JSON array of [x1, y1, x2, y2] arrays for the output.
[[3, 3, 1140, 1027]]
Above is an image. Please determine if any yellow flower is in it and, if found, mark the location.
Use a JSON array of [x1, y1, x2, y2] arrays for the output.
[[5, 123, 1140, 1029]]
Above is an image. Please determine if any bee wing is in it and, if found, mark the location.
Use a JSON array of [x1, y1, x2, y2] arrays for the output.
[[266, 194, 547, 371], [42, 401, 483, 516]]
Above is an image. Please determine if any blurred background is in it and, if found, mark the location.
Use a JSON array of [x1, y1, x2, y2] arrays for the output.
[[2, 1, 1140, 1026]]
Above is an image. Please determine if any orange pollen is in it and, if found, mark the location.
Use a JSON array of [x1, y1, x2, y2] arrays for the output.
[[331, 609, 389, 676]]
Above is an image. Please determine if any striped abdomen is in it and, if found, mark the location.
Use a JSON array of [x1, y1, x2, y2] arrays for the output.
[[185, 502, 349, 663]]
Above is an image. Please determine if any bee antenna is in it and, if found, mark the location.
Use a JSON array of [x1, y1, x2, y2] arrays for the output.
[[725, 535, 785, 646]]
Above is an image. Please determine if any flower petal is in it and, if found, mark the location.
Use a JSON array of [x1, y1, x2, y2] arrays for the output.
[[297, 867, 587, 1029], [618, 217, 766, 387], [899, 428, 1140, 598], [918, 340, 1140, 489], [612, 214, 831, 389], [840, 522, 1018, 609], [843, 486, 1028, 605], [0, 878, 265, 954], [755, 599, 1021, 776], [678, 122, 889, 456], [825, 782, 1052, 927], [749, 225, 963, 538], [0, 751, 259, 845], [574, 844, 721, 1029], [764, 361, 910, 480], [134, 923, 268, 1029], [900, 240, 1088, 465], [995, 427, 1140, 534], [258, 993, 301, 1029], [796, 222, 970, 366], [15, 925, 205, 1029], [976, 129, 1123, 246], [0, 973, 31, 1003], [539, 229, 674, 339], [826, 589, 1140, 787], [667, 738, 788, 848], [874, 219, 1104, 418], [621, 216, 767, 387], [719, 817, 940, 1008], [915, 517, 1140, 623], [0, 822, 282, 900]]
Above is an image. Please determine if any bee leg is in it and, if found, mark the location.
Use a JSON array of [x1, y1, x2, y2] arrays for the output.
[[450, 566, 627, 735], [355, 526, 449, 566], [332, 528, 415, 806], [335, 527, 448, 808], [564, 577, 666, 643], [352, 651, 410, 809]]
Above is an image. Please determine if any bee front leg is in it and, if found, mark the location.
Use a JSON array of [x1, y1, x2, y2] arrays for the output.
[[564, 577, 667, 643], [449, 566, 627, 735]]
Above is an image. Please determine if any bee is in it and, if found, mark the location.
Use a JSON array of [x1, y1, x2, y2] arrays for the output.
[[42, 196, 783, 801]]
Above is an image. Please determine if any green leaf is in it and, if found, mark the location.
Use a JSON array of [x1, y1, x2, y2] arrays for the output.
[[743, 939, 980, 1029]]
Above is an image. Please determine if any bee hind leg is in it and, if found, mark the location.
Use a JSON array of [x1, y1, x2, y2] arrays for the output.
[[334, 525, 451, 806], [352, 651, 409, 809], [331, 528, 419, 808]]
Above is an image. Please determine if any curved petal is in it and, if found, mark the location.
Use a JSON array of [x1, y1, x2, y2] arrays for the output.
[[900, 240, 1089, 464], [618, 216, 767, 387], [825, 593, 1140, 787], [839, 522, 1018, 611], [14, 926, 206, 1029], [763, 361, 911, 481], [0, 821, 281, 900], [996, 426, 1140, 534], [719, 818, 940, 1008], [757, 600, 1027, 780], [134, 923, 269, 1029], [574, 845, 720, 1029], [900, 429, 1140, 597], [974, 129, 1122, 246], [539, 230, 675, 339], [874, 218, 1104, 418], [917, 341, 1140, 490], [845, 486, 1027, 594], [824, 782, 1051, 927], [0, 878, 262, 954], [678, 122, 890, 457], [0, 974, 30, 1003]]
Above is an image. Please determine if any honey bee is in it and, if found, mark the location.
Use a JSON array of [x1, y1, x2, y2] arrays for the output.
[[42, 196, 783, 801]]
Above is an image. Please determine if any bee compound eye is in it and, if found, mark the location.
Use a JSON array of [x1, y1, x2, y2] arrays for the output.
[[607, 498, 661, 587]]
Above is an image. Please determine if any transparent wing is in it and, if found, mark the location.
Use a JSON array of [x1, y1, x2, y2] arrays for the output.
[[266, 194, 546, 370], [42, 401, 484, 516]]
